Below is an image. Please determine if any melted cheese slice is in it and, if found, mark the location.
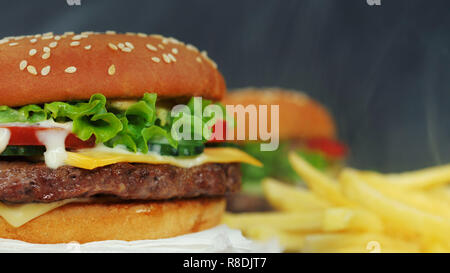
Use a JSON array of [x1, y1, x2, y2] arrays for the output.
[[65, 147, 262, 170], [0, 199, 75, 227]]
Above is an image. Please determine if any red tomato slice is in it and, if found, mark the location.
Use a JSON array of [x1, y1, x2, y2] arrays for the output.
[[1, 126, 95, 149], [65, 134, 96, 149], [208, 120, 228, 142], [306, 138, 348, 158]]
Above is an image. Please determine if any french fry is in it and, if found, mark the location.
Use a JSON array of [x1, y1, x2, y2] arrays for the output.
[[423, 242, 450, 253], [380, 164, 450, 190], [288, 152, 353, 206], [302, 233, 421, 253], [223, 206, 383, 235], [426, 186, 450, 205], [352, 169, 450, 218], [322, 207, 383, 232], [222, 212, 323, 232], [321, 208, 352, 231], [340, 169, 450, 247], [244, 226, 305, 252], [332, 246, 419, 253], [262, 178, 331, 211]]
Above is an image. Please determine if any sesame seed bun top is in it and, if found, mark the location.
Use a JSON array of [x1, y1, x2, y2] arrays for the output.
[[0, 31, 225, 107], [222, 87, 337, 140]]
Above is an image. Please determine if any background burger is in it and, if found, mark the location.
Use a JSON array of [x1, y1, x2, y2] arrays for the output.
[[0, 31, 261, 244], [222, 87, 347, 212]]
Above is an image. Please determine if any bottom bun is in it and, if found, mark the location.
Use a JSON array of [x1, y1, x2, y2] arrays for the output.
[[0, 197, 225, 244]]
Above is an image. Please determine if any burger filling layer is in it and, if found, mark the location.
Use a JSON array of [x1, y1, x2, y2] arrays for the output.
[[0, 93, 261, 227], [0, 162, 241, 203]]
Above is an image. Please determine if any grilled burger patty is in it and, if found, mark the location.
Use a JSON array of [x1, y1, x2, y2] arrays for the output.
[[0, 162, 241, 203]]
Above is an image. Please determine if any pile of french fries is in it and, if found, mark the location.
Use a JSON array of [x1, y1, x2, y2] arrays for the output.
[[223, 153, 450, 252]]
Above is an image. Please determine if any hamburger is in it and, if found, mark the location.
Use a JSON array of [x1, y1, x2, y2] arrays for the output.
[[0, 31, 261, 244], [222, 87, 347, 212]]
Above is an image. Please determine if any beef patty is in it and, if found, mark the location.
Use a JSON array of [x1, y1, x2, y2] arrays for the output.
[[0, 161, 241, 203]]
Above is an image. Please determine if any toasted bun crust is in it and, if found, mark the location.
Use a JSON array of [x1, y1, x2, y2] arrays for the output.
[[222, 87, 336, 140], [0, 197, 225, 244], [0, 32, 225, 107]]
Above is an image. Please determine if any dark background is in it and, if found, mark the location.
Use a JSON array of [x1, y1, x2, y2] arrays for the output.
[[1, 0, 449, 172]]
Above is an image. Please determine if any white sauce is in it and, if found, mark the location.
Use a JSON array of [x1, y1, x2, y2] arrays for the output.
[[36, 129, 69, 169], [0, 120, 73, 131], [0, 120, 73, 168], [0, 128, 10, 154]]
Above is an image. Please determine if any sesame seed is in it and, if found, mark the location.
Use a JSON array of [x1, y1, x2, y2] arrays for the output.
[[43, 46, 50, 53], [72, 35, 83, 41], [162, 54, 171, 63], [84, 45, 92, 50], [0, 39, 9, 45], [126, 32, 136, 36], [117, 43, 125, 49], [27, 65, 37, 75], [80, 33, 89, 39], [49, 41, 58, 48], [168, 37, 182, 45], [121, 47, 132, 53], [196, 56, 202, 63], [151, 57, 161, 63], [158, 44, 165, 50], [70, 41, 80, 47], [201, 50, 218, 68], [19, 60, 27, 70], [30, 38, 37, 44], [9, 42, 18, 46], [167, 53, 176, 62], [54, 35, 61, 41], [137, 33, 147, 37], [64, 31, 75, 36], [162, 38, 169, 45], [172, 48, 178, 54], [43, 32, 53, 36], [29, 49, 37, 56], [41, 65, 51, 76], [34, 34, 42, 38], [42, 52, 50, 59], [108, 43, 118, 51], [125, 42, 134, 49], [65, 66, 77, 73], [186, 44, 199, 52], [14, 36, 24, 41], [151, 34, 164, 40], [146, 44, 158, 52], [108, 64, 116, 75], [105, 30, 116, 35]]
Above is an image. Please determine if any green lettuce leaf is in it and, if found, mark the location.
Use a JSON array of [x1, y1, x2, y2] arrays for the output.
[[45, 94, 122, 143], [0, 105, 47, 123], [73, 112, 123, 143]]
